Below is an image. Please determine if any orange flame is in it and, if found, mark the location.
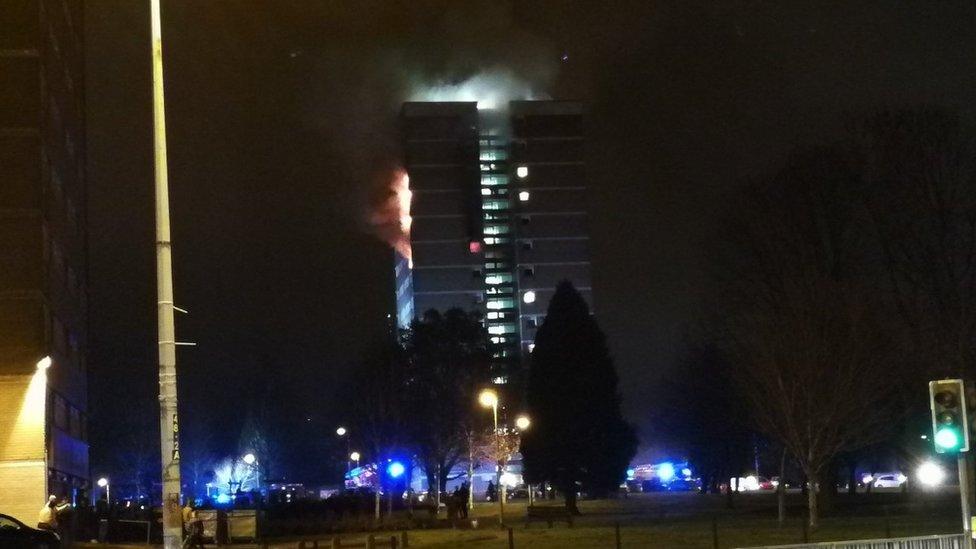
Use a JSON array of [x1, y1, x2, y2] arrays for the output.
[[370, 168, 413, 268]]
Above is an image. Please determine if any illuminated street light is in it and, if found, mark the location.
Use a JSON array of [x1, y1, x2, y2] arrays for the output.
[[516, 166, 529, 179], [242, 453, 256, 465], [477, 389, 503, 526], [917, 461, 946, 487], [36, 356, 51, 370], [515, 415, 531, 430], [336, 427, 347, 437], [478, 389, 498, 409], [350, 451, 361, 467], [97, 477, 110, 505]]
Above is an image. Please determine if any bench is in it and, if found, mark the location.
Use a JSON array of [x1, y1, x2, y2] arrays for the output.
[[525, 506, 574, 528]]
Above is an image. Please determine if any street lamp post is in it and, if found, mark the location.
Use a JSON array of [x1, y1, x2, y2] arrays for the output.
[[97, 477, 110, 506], [336, 427, 351, 475], [149, 1, 182, 547], [515, 415, 532, 505], [243, 453, 259, 491], [350, 451, 361, 468], [478, 389, 504, 526]]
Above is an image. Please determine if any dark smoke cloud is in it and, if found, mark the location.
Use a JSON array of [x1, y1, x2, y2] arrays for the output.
[[296, 2, 560, 251]]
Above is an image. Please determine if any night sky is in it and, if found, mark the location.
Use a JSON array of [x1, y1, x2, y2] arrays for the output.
[[85, 1, 976, 481]]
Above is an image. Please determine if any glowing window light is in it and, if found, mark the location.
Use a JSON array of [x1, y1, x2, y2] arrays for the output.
[[522, 291, 536, 304], [516, 166, 529, 179], [519, 191, 530, 202], [481, 188, 492, 196]]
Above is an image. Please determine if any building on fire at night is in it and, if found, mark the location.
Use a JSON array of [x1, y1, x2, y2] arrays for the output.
[[395, 101, 592, 384], [0, 1, 90, 521]]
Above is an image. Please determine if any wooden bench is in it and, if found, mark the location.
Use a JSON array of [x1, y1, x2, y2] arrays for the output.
[[525, 506, 574, 528]]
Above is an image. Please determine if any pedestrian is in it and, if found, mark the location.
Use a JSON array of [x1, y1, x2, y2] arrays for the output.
[[182, 500, 205, 549], [485, 481, 496, 502], [38, 495, 68, 531], [458, 482, 470, 519]]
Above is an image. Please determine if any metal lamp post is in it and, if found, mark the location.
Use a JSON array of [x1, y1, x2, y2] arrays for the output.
[[336, 427, 351, 473], [478, 389, 504, 526], [149, 1, 182, 547], [97, 477, 110, 506], [243, 453, 259, 491]]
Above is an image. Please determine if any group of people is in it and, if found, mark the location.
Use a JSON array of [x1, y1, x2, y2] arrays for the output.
[[445, 482, 471, 520]]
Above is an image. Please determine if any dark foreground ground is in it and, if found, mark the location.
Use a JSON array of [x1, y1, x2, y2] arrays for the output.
[[80, 488, 963, 548]]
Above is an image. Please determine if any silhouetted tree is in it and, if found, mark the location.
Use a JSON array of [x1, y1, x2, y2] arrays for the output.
[[715, 149, 898, 529], [350, 336, 410, 475], [659, 338, 752, 500], [400, 308, 490, 504], [521, 281, 638, 514], [853, 108, 976, 385]]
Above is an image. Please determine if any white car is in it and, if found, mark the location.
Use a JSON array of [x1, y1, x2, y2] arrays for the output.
[[869, 473, 907, 488]]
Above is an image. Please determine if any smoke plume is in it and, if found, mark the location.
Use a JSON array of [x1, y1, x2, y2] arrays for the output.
[[299, 3, 561, 263]]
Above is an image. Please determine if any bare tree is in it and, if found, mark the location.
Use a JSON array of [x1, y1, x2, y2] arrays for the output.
[[715, 148, 898, 528], [854, 108, 976, 381]]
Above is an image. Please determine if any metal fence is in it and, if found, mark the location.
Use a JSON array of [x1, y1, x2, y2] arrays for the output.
[[740, 533, 969, 549]]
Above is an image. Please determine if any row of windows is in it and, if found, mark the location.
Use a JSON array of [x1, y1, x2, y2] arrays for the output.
[[49, 390, 87, 442]]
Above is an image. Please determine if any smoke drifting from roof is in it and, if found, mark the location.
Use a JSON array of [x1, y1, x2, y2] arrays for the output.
[[408, 68, 551, 110], [299, 3, 560, 262]]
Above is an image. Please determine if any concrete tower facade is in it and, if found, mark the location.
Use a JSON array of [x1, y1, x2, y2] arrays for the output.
[[396, 101, 590, 382]]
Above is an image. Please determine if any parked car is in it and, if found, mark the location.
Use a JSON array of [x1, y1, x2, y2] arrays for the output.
[[871, 473, 907, 488], [0, 513, 60, 549]]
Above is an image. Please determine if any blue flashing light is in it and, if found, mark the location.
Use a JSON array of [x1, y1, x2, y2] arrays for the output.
[[658, 462, 676, 482], [387, 461, 405, 479], [626, 468, 635, 480], [215, 493, 231, 504]]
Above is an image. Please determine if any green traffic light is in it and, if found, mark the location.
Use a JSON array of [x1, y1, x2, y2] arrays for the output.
[[935, 427, 961, 450]]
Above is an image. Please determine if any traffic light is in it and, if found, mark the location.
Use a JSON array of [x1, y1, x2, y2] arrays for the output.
[[929, 379, 970, 453]]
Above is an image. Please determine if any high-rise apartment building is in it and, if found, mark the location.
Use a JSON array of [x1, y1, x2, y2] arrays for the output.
[[396, 101, 591, 382], [0, 0, 89, 520]]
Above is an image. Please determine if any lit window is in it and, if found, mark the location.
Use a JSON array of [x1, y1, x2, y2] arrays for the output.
[[492, 376, 508, 384], [523, 291, 536, 304], [487, 312, 499, 320], [485, 237, 497, 245], [516, 166, 529, 178], [485, 273, 513, 285], [528, 343, 535, 352], [519, 191, 530, 202], [488, 324, 516, 335], [481, 188, 492, 196], [469, 241, 482, 254]]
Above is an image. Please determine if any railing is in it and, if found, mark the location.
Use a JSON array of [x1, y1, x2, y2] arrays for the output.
[[739, 533, 969, 549]]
